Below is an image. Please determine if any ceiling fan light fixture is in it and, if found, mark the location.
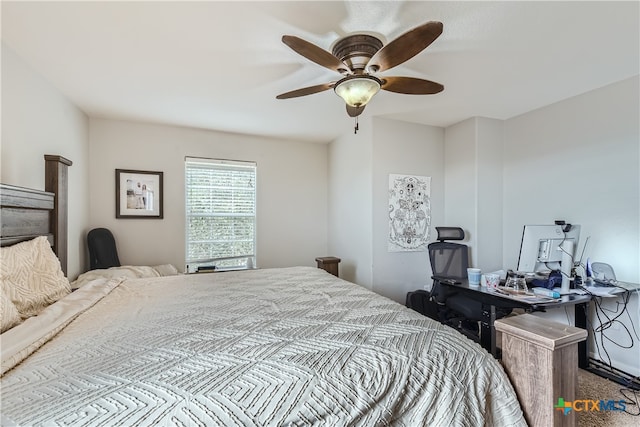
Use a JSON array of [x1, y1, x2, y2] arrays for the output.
[[334, 75, 382, 108]]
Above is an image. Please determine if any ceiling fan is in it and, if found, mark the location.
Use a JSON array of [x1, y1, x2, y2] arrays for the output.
[[276, 21, 444, 119]]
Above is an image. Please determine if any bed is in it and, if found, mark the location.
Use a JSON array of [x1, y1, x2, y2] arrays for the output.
[[0, 157, 526, 426]]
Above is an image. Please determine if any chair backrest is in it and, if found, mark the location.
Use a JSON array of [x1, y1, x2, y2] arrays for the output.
[[87, 228, 121, 270], [428, 227, 469, 280]]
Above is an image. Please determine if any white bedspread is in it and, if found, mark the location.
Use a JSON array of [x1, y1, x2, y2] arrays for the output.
[[1, 267, 526, 426]]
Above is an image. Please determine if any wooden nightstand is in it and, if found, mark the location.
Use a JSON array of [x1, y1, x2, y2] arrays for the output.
[[315, 256, 341, 277]]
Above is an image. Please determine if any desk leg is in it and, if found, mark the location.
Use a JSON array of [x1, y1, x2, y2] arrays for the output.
[[480, 304, 497, 357], [575, 302, 588, 369], [491, 305, 497, 357]]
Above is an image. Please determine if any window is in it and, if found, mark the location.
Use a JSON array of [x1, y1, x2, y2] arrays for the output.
[[185, 157, 256, 273]]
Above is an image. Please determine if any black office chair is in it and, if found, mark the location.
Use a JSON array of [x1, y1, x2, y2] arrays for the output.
[[426, 226, 512, 341], [406, 227, 473, 326], [425, 227, 477, 333], [87, 228, 121, 270]]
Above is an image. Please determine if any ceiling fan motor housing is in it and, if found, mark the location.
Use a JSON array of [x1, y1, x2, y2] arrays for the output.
[[332, 34, 383, 73]]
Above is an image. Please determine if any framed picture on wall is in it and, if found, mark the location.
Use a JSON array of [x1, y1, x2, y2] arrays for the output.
[[116, 169, 163, 219]]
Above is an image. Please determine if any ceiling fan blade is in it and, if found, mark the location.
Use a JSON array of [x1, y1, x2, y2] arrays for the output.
[[366, 21, 443, 73], [282, 35, 351, 74], [276, 82, 335, 99], [380, 76, 444, 95], [346, 104, 365, 117]]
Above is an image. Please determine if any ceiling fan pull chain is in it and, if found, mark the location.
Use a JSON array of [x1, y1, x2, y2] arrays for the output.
[[354, 116, 359, 134]]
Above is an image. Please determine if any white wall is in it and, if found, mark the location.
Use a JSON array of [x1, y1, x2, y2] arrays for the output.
[[444, 117, 504, 271], [476, 118, 504, 273], [443, 119, 477, 257], [1, 43, 90, 279], [327, 116, 374, 288], [327, 116, 446, 300], [89, 118, 328, 272], [371, 118, 445, 303], [503, 77, 639, 281]]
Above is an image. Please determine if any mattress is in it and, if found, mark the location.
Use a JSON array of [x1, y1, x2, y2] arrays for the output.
[[1, 267, 526, 426]]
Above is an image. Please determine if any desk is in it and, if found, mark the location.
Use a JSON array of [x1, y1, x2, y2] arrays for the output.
[[438, 280, 591, 360], [440, 280, 640, 388]]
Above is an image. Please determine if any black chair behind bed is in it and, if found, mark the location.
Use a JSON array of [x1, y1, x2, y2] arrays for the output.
[[87, 228, 121, 270]]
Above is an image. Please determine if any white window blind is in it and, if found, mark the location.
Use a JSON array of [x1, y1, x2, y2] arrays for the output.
[[185, 157, 256, 272]]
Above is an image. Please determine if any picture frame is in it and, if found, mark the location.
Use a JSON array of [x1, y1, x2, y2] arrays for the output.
[[115, 169, 163, 219]]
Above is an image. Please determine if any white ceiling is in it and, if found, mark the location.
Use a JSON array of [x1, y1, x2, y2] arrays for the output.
[[2, 1, 638, 143]]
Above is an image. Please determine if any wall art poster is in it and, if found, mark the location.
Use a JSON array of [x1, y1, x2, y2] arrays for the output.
[[388, 174, 431, 252]]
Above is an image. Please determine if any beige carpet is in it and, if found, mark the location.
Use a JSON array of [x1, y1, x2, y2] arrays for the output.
[[576, 369, 639, 426]]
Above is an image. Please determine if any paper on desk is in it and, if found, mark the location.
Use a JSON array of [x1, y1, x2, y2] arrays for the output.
[[519, 296, 557, 303], [493, 287, 557, 303], [582, 286, 626, 297]]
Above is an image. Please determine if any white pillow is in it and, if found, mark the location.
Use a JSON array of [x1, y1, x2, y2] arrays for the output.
[[0, 288, 22, 333], [152, 264, 180, 276], [0, 236, 71, 318]]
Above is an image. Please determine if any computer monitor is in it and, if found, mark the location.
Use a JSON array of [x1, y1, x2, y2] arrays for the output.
[[517, 224, 581, 293]]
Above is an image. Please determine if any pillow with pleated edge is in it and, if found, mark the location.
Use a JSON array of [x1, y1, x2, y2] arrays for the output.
[[0, 287, 22, 332], [0, 236, 71, 319]]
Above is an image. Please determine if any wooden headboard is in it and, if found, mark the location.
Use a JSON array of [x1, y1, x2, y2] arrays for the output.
[[0, 155, 72, 275]]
